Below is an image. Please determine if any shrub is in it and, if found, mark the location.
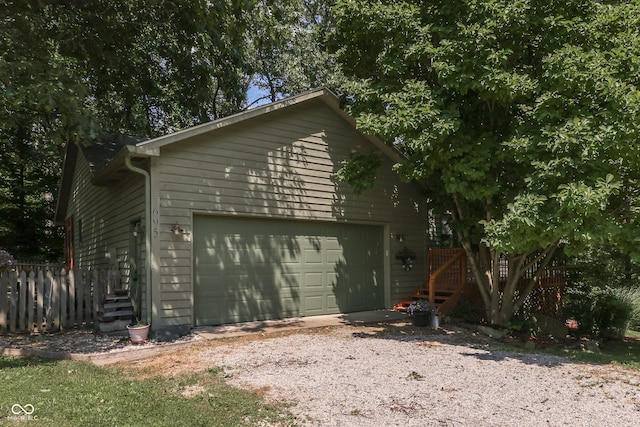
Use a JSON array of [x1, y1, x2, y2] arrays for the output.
[[449, 295, 485, 324], [565, 245, 640, 340], [614, 287, 640, 330], [564, 285, 638, 340], [0, 249, 15, 273]]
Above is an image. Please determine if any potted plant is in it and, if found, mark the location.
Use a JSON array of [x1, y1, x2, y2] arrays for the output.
[[126, 319, 150, 343], [407, 299, 440, 327]]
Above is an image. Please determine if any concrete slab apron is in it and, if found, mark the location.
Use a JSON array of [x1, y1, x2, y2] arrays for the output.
[[193, 310, 407, 339]]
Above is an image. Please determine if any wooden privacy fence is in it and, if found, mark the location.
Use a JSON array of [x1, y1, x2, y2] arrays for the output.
[[0, 266, 121, 334]]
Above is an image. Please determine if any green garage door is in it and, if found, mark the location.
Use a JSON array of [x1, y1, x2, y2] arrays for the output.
[[193, 216, 384, 326]]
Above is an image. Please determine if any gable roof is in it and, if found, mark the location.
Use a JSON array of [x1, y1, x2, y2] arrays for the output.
[[133, 88, 403, 162], [55, 88, 405, 223], [54, 132, 147, 223], [83, 132, 148, 175]]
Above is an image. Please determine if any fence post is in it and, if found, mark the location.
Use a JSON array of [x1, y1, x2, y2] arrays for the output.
[[84, 270, 92, 322], [60, 269, 68, 330], [36, 269, 44, 333], [27, 271, 35, 332], [68, 269, 76, 328], [76, 270, 84, 325], [0, 272, 7, 333], [92, 270, 100, 322], [9, 270, 17, 332], [19, 270, 27, 332], [45, 270, 57, 331]]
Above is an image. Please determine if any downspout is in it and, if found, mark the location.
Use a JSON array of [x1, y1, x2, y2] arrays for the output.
[[124, 151, 152, 325]]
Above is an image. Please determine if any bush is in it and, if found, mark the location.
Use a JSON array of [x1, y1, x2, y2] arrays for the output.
[[449, 295, 485, 324], [564, 285, 639, 340], [0, 249, 14, 272], [565, 245, 640, 340], [615, 287, 640, 330]]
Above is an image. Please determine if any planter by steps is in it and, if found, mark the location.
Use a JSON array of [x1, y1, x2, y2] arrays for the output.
[[408, 300, 439, 327], [410, 312, 432, 327], [126, 323, 150, 344]]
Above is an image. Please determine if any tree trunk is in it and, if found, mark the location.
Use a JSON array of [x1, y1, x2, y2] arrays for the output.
[[463, 242, 560, 327]]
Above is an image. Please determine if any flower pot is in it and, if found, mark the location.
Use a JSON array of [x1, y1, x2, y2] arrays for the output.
[[411, 312, 431, 327], [127, 324, 150, 343]]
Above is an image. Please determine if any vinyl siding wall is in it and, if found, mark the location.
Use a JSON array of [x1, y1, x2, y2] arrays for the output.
[[65, 150, 147, 314], [155, 99, 427, 327]]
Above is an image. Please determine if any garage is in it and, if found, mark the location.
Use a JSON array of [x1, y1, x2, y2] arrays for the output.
[[193, 215, 385, 326]]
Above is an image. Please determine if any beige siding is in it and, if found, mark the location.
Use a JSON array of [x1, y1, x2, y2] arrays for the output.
[[65, 150, 147, 315], [156, 99, 427, 326]]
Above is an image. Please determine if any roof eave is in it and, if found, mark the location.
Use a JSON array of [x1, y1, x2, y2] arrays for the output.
[[54, 142, 79, 224], [135, 87, 406, 164], [315, 90, 407, 164], [135, 88, 335, 152], [91, 145, 157, 186]]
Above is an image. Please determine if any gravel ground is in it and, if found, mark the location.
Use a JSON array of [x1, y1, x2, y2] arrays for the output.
[[2, 323, 640, 426], [199, 326, 640, 427], [0, 328, 202, 355]]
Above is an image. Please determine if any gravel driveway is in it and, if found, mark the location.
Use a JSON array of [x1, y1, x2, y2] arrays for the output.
[[137, 323, 640, 427], [4, 321, 639, 426]]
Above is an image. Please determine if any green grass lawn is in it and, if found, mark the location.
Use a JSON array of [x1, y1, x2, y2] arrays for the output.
[[503, 329, 640, 371], [556, 338, 640, 370], [0, 356, 296, 426]]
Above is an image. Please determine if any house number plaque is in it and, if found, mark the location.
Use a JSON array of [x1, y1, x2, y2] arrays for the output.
[[152, 197, 160, 238]]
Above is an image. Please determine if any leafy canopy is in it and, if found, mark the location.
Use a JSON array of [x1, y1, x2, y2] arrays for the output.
[[0, 0, 340, 260], [331, 0, 640, 258]]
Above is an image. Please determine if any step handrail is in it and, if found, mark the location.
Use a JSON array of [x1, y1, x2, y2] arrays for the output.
[[428, 249, 466, 304]]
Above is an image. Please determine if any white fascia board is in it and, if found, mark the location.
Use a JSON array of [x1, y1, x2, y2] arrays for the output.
[[135, 88, 333, 152]]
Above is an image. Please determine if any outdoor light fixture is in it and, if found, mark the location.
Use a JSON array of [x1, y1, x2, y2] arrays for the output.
[[132, 222, 143, 237], [171, 222, 184, 235], [395, 234, 405, 243], [395, 246, 416, 271]]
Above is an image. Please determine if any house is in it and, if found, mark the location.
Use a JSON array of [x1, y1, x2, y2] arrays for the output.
[[55, 88, 429, 338]]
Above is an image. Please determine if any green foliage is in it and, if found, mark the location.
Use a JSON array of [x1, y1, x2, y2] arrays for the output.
[[508, 303, 542, 337], [565, 244, 640, 340], [0, 0, 337, 261], [564, 285, 638, 340], [0, 1, 252, 260], [331, 0, 640, 325], [0, 249, 14, 272], [0, 357, 294, 426], [448, 295, 485, 324], [335, 153, 383, 195], [248, 0, 344, 104]]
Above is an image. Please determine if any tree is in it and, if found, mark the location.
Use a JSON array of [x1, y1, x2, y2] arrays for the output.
[[247, 0, 344, 105], [330, 0, 640, 325], [0, 1, 94, 260], [49, 0, 253, 136], [0, 0, 256, 260], [0, 0, 349, 261]]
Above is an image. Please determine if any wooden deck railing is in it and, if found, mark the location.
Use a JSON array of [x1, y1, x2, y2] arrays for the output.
[[427, 248, 466, 304], [395, 248, 565, 316]]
